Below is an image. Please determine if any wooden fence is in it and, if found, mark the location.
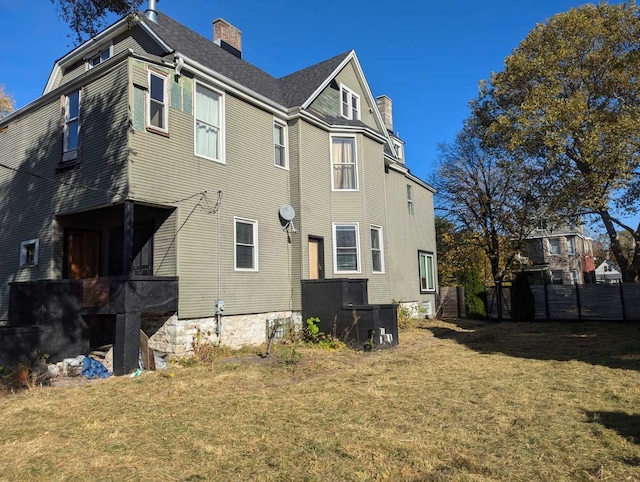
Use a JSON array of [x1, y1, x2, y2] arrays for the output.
[[485, 283, 640, 321], [438, 286, 465, 319]]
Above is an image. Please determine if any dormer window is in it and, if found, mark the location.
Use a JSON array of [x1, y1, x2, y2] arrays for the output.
[[88, 44, 112, 69], [340, 84, 360, 120]]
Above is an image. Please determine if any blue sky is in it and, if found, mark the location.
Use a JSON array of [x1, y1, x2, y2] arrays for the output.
[[0, 0, 626, 191]]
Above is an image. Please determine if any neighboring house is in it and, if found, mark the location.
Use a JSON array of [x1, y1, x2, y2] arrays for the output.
[[0, 4, 437, 363], [595, 260, 622, 284], [520, 223, 595, 284]]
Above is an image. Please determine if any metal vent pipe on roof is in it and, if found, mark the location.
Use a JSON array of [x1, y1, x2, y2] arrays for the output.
[[145, 0, 159, 23]]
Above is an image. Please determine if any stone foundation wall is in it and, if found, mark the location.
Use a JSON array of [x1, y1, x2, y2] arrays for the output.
[[399, 301, 434, 320], [148, 311, 303, 357]]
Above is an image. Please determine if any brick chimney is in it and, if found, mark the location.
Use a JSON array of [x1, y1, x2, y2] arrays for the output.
[[376, 95, 393, 132], [213, 18, 242, 58]]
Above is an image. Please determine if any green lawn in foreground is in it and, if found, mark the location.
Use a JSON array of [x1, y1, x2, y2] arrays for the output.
[[1, 319, 639, 481]]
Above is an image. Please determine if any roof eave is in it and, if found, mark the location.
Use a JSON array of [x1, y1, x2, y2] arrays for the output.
[[43, 15, 143, 94], [176, 53, 288, 114]]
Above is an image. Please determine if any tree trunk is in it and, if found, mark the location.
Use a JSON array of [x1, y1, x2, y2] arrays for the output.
[[599, 210, 638, 282]]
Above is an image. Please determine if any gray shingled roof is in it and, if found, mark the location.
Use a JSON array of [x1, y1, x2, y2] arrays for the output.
[[143, 12, 350, 109], [277, 51, 352, 107]]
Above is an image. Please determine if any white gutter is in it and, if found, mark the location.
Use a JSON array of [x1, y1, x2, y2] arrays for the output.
[[175, 52, 288, 115]]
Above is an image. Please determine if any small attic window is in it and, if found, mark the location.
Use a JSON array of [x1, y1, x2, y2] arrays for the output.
[[393, 140, 404, 160], [88, 44, 113, 69], [340, 84, 360, 120]]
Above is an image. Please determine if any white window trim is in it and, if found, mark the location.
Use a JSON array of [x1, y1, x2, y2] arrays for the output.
[[87, 42, 113, 69], [273, 118, 289, 170], [193, 80, 226, 164], [570, 270, 579, 285], [339, 83, 361, 120], [332, 222, 361, 274], [234, 217, 258, 272], [62, 90, 81, 163], [419, 250, 435, 293], [19, 239, 39, 268], [393, 140, 404, 160], [330, 134, 359, 192], [370, 225, 385, 274], [567, 236, 576, 255], [147, 69, 169, 133]]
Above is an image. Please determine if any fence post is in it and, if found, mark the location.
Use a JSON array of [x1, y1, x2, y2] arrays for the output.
[[496, 281, 503, 322], [575, 283, 582, 321], [620, 282, 627, 321]]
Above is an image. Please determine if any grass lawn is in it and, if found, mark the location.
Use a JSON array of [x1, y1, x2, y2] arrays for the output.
[[1, 319, 640, 481]]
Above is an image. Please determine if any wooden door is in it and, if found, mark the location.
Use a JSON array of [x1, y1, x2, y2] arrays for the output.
[[308, 237, 324, 279], [67, 230, 100, 279]]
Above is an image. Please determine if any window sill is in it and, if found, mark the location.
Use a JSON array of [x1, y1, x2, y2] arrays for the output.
[[146, 126, 170, 137], [195, 152, 226, 165], [56, 160, 80, 173]]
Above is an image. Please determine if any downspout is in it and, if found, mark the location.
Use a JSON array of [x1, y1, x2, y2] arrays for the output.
[[215, 191, 223, 338]]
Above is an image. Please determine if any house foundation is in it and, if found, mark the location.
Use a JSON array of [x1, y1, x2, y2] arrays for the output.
[[148, 311, 303, 356]]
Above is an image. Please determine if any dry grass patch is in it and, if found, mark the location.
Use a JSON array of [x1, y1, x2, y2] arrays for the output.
[[1, 320, 639, 481]]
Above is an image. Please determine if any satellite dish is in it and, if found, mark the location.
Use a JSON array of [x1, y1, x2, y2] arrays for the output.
[[279, 204, 296, 222]]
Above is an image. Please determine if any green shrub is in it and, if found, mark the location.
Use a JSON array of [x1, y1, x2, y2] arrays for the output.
[[303, 318, 344, 349], [461, 267, 486, 319]]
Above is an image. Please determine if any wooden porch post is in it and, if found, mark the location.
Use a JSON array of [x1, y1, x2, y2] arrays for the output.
[[122, 200, 134, 276], [113, 312, 141, 375]]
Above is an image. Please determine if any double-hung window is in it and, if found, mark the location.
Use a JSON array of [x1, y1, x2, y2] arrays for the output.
[[235, 218, 258, 271], [407, 185, 414, 216], [274, 119, 287, 168], [548, 238, 561, 255], [340, 84, 360, 120], [62, 90, 80, 163], [566, 236, 576, 255], [19, 239, 39, 268], [195, 82, 223, 162], [333, 223, 360, 273], [370, 225, 384, 273], [148, 71, 167, 132], [551, 270, 564, 284], [331, 135, 357, 190], [418, 250, 435, 292]]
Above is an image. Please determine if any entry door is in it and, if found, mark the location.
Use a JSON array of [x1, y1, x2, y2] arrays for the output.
[[67, 230, 100, 279], [308, 236, 325, 279]]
